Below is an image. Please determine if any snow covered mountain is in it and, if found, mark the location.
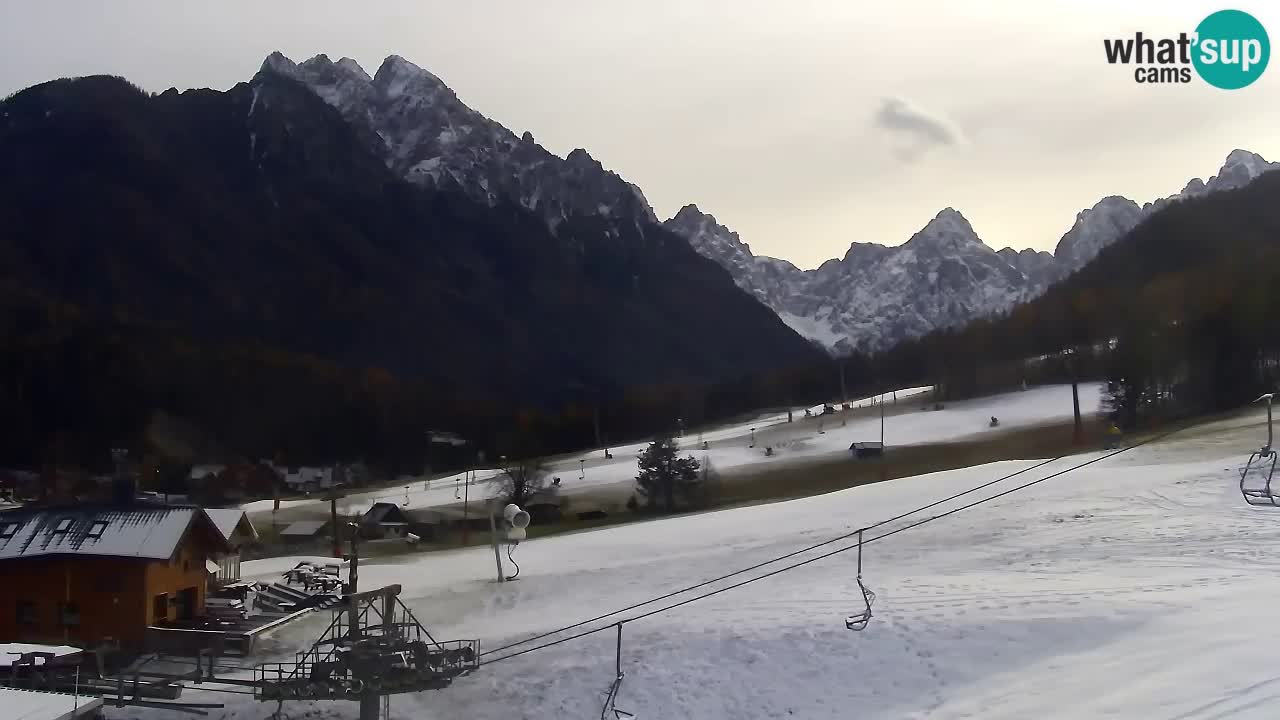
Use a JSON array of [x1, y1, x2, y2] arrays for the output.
[[253, 54, 1277, 356], [670, 150, 1280, 354], [261, 52, 657, 234], [1145, 149, 1280, 215], [664, 204, 808, 307], [666, 207, 1043, 354], [1049, 196, 1145, 278]]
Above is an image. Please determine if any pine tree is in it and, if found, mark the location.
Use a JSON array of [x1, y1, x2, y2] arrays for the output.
[[635, 437, 700, 513]]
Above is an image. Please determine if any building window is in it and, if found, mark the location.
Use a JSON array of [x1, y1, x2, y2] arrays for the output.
[[54, 518, 73, 533], [153, 594, 168, 622], [183, 558, 190, 572], [0, 523, 17, 539], [86, 521, 108, 538], [58, 602, 80, 627], [17, 601, 37, 626]]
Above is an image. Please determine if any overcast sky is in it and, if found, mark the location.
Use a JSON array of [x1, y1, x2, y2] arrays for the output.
[[3, 1, 1277, 268]]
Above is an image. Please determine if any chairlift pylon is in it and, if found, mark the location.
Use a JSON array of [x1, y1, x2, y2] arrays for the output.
[[845, 530, 876, 631], [1240, 393, 1280, 507]]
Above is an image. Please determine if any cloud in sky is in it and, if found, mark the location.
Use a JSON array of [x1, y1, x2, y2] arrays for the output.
[[873, 97, 962, 161]]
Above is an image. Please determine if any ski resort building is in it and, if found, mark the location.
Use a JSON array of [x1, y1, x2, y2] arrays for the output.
[[0, 505, 231, 650]]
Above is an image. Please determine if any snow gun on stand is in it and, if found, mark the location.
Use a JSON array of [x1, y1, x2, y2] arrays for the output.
[[490, 502, 531, 581]]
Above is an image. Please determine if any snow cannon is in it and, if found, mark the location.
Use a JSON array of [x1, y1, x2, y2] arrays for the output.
[[503, 503, 531, 529]]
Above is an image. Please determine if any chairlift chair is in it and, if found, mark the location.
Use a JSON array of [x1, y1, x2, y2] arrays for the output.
[[600, 624, 637, 720], [845, 530, 876, 631], [1240, 393, 1280, 507]]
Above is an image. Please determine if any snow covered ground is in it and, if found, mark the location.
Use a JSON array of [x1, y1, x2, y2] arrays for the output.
[[138, 389, 1280, 719], [249, 383, 1100, 518]]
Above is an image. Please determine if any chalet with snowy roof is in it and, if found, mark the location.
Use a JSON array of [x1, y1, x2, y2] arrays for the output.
[[358, 503, 445, 540], [0, 505, 230, 650], [204, 508, 258, 585], [359, 502, 412, 539]]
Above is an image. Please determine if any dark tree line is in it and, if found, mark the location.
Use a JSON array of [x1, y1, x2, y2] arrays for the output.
[[0, 73, 829, 477]]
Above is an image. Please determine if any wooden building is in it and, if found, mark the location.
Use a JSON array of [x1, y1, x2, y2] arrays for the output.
[[359, 503, 444, 541], [0, 505, 230, 650], [204, 508, 258, 585]]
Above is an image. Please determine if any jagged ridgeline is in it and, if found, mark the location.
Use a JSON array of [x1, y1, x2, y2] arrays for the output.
[[870, 167, 1280, 411], [0, 58, 826, 469], [667, 151, 1279, 355]]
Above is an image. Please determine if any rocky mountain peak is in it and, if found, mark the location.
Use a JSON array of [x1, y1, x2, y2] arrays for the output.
[[261, 51, 298, 75], [258, 51, 657, 235], [672, 203, 707, 223], [335, 57, 370, 81], [664, 204, 747, 253], [1204, 148, 1279, 193], [1052, 195, 1143, 273], [904, 207, 984, 252]]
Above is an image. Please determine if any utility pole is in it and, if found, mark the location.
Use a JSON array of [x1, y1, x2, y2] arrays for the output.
[[489, 499, 505, 583], [346, 522, 360, 595], [839, 360, 848, 406], [328, 489, 342, 559], [880, 393, 885, 445], [1069, 349, 1083, 445], [461, 466, 471, 546]]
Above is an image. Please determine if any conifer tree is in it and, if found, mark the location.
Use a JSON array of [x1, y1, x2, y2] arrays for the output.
[[634, 437, 700, 513]]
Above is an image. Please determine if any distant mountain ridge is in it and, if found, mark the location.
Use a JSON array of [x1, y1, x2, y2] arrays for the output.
[[666, 150, 1280, 354], [260, 53, 658, 237], [0, 63, 825, 414]]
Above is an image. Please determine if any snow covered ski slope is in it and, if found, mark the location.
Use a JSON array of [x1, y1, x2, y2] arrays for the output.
[[169, 404, 1280, 720], [249, 383, 1102, 519]]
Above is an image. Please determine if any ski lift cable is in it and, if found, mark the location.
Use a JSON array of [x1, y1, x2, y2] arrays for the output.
[[480, 422, 1190, 667], [480, 454, 1064, 658]]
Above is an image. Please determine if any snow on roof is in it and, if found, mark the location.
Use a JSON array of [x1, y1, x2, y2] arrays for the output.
[[1, 686, 102, 720], [0, 644, 81, 668], [0, 506, 219, 561], [363, 502, 412, 525], [280, 520, 328, 536], [205, 508, 258, 542]]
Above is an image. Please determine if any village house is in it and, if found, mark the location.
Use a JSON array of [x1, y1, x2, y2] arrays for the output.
[[204, 508, 258, 585], [0, 504, 231, 650], [358, 503, 445, 541]]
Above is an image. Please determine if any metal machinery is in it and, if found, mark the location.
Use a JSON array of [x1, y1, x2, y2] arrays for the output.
[[253, 584, 479, 720]]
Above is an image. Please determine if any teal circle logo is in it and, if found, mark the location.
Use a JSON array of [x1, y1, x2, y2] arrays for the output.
[[1193, 10, 1269, 89]]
